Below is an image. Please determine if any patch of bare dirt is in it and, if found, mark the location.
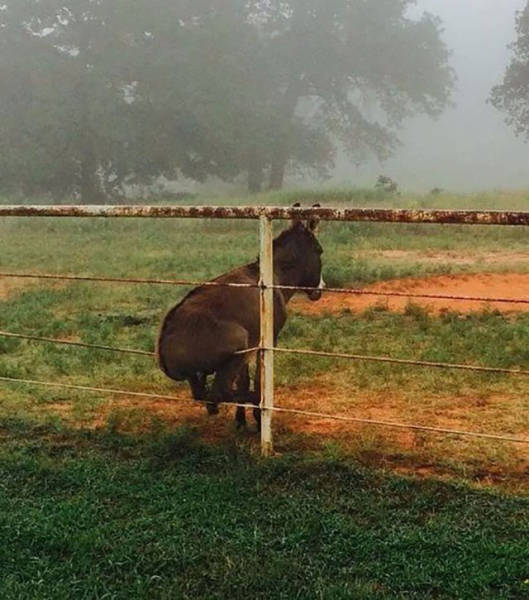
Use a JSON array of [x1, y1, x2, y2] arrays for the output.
[[293, 272, 529, 315], [41, 379, 529, 488], [372, 250, 529, 266], [0, 277, 67, 301], [0, 279, 30, 300], [49, 389, 245, 444]]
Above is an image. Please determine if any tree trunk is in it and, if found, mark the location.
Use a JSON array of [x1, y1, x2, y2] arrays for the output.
[[268, 79, 304, 190], [247, 152, 264, 194], [269, 150, 288, 190], [80, 148, 104, 204]]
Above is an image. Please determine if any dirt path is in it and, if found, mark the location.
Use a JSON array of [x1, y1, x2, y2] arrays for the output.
[[293, 272, 529, 315]]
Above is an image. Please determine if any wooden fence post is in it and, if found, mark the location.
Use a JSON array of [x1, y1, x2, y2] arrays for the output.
[[259, 215, 275, 457]]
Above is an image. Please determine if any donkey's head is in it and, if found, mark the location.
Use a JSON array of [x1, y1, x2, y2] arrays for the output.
[[274, 204, 325, 301]]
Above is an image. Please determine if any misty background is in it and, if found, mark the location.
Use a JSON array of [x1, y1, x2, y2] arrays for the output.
[[337, 0, 529, 192], [2, 1, 529, 199]]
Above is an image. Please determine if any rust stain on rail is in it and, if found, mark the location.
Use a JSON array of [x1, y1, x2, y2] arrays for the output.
[[1, 205, 529, 225]]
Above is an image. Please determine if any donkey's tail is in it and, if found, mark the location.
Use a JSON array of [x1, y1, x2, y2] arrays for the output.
[[156, 303, 182, 381], [156, 336, 176, 380], [156, 337, 187, 383]]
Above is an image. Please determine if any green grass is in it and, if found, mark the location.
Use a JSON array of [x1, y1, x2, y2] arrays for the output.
[[280, 308, 529, 385], [1, 218, 528, 290], [3, 283, 529, 401], [2, 189, 529, 597], [2, 189, 529, 288], [0, 429, 528, 600]]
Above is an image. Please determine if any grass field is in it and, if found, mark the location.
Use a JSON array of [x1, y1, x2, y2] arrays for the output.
[[1, 189, 529, 598], [1, 431, 529, 599]]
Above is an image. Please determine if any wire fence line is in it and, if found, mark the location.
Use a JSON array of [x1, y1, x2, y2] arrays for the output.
[[2, 270, 529, 306], [0, 271, 257, 290], [0, 375, 255, 413], [272, 347, 529, 376], [1, 374, 528, 445], [0, 330, 257, 358], [3, 205, 529, 453], [274, 284, 529, 306], [0, 330, 156, 357], [1, 328, 528, 376]]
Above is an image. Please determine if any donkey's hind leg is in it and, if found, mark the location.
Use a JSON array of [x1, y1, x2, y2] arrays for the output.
[[188, 372, 208, 401], [209, 355, 247, 416], [235, 365, 250, 429], [187, 371, 219, 415]]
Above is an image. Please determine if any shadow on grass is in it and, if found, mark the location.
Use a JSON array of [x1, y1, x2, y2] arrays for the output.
[[1, 416, 529, 599]]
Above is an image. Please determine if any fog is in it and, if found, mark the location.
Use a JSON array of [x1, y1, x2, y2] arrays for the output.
[[2, 1, 529, 199], [335, 0, 529, 192]]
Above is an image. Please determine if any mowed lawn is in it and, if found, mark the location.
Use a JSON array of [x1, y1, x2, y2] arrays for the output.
[[1, 190, 529, 598], [1, 430, 529, 599]]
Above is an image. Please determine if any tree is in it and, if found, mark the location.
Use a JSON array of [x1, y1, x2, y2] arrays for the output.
[[0, 1, 142, 201], [491, 4, 529, 139], [247, 0, 455, 189], [0, 0, 281, 197], [0, 0, 454, 199]]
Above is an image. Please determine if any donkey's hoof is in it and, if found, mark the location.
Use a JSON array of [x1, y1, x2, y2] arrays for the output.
[[206, 403, 219, 416], [235, 413, 247, 428]]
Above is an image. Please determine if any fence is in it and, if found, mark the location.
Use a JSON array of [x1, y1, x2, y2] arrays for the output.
[[2, 204, 529, 456]]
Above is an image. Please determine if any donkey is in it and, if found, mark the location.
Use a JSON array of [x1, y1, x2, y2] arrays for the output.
[[157, 206, 324, 428]]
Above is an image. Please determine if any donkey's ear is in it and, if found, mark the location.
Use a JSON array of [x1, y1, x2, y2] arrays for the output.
[[308, 203, 320, 234], [291, 203, 302, 227]]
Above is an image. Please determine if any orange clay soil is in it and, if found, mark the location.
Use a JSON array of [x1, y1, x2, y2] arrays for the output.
[[0, 279, 29, 300], [292, 272, 529, 315], [0, 278, 67, 301], [42, 379, 529, 487]]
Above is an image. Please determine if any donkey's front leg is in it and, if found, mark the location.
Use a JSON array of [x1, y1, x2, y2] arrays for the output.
[[251, 354, 262, 432], [235, 365, 250, 429]]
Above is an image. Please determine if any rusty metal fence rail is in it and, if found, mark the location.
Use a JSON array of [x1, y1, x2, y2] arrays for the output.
[[3, 204, 529, 224], [2, 204, 529, 455]]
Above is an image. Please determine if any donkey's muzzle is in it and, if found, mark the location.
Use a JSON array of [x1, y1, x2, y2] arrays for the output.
[[308, 276, 325, 302]]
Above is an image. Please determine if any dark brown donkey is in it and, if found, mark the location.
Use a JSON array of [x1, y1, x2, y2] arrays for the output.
[[157, 208, 324, 428]]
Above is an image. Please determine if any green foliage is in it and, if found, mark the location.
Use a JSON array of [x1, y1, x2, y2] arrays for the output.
[[375, 175, 399, 194], [491, 3, 529, 138], [0, 1, 454, 199], [0, 0, 144, 200], [256, 0, 454, 189]]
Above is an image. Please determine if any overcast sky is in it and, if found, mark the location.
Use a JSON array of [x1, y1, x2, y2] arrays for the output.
[[336, 0, 529, 192]]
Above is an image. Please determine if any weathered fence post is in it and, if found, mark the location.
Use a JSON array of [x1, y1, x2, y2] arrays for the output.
[[259, 214, 275, 457]]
